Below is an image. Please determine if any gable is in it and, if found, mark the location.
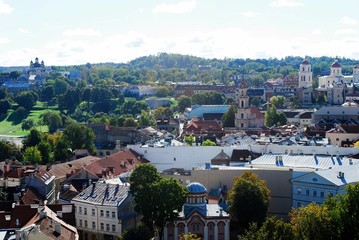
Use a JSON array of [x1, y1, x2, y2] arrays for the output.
[[292, 172, 336, 186]]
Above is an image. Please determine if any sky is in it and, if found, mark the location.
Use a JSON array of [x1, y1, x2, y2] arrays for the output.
[[0, 0, 359, 66]]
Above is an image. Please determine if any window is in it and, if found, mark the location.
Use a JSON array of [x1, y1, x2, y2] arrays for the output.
[[306, 189, 310, 196], [92, 209, 95, 216], [79, 219, 82, 227], [100, 223, 104, 230], [92, 222, 95, 229], [112, 212, 116, 218], [106, 211, 110, 218], [297, 202, 302, 208], [313, 191, 317, 197], [297, 187, 302, 195], [79, 207, 82, 214], [84, 208, 87, 215], [112, 224, 116, 232], [84, 220, 88, 228], [106, 224, 110, 231], [320, 192, 325, 198], [100, 210, 104, 217]]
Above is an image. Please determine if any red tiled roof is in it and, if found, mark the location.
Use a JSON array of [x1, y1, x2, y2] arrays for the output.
[[84, 149, 145, 177], [249, 106, 264, 119], [22, 187, 44, 205], [0, 205, 39, 229]]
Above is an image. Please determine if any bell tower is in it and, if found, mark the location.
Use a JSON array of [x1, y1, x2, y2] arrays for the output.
[[235, 81, 250, 130]]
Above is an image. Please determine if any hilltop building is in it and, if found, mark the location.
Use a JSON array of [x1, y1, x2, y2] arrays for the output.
[[298, 59, 313, 105]]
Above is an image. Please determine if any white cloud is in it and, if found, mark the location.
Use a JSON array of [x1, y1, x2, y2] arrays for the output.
[[312, 28, 322, 35], [335, 28, 358, 35], [62, 28, 102, 37], [241, 11, 259, 17], [340, 16, 358, 25], [18, 28, 29, 34], [269, 0, 303, 8], [0, 1, 13, 14], [153, 0, 196, 14], [0, 37, 10, 44]]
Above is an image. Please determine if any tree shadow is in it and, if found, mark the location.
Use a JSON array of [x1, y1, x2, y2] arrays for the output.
[[0, 113, 8, 122], [8, 111, 30, 125]]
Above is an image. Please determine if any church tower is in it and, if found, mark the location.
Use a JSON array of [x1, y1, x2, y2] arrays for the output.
[[298, 59, 312, 88], [235, 84, 251, 130]]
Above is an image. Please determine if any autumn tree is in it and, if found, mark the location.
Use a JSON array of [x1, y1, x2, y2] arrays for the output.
[[228, 171, 270, 230]]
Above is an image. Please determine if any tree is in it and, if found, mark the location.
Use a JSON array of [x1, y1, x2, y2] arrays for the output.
[[0, 140, 20, 161], [41, 85, 55, 101], [264, 105, 286, 127], [62, 123, 96, 154], [130, 164, 188, 240], [290, 203, 337, 240], [228, 171, 270, 229], [178, 95, 191, 112], [22, 146, 42, 164], [0, 99, 11, 115], [201, 139, 216, 146], [22, 128, 42, 150], [123, 117, 139, 127], [222, 105, 236, 127], [184, 134, 195, 146], [152, 107, 173, 119], [118, 224, 152, 240], [21, 119, 36, 131], [15, 91, 37, 110], [156, 86, 170, 97], [37, 140, 52, 164], [138, 110, 154, 126], [42, 111, 63, 134], [54, 79, 69, 95]]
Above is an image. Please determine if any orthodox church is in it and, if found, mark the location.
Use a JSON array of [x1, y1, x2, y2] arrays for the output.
[[164, 182, 230, 240]]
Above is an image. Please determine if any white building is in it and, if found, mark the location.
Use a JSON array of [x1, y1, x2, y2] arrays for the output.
[[292, 164, 359, 208], [298, 59, 313, 105], [71, 180, 138, 240]]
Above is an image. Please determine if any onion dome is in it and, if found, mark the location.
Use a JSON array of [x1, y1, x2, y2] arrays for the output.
[[187, 182, 207, 194]]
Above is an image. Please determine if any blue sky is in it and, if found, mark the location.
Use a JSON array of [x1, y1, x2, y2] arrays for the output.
[[0, 0, 358, 66]]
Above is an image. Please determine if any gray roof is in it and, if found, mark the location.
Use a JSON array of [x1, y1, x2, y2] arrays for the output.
[[293, 164, 359, 187], [212, 150, 231, 161], [178, 204, 229, 218], [249, 154, 359, 170], [72, 181, 129, 206]]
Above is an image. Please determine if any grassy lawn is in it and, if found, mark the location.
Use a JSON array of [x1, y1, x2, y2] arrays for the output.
[[0, 102, 59, 137]]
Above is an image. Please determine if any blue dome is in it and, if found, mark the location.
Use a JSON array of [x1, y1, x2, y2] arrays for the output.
[[187, 182, 207, 193]]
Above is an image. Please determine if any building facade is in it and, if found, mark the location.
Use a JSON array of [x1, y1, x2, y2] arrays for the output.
[[164, 182, 230, 240]]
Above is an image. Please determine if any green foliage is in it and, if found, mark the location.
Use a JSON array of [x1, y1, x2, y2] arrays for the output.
[[0, 140, 20, 161], [201, 139, 216, 146], [156, 86, 171, 97], [118, 224, 153, 240], [21, 119, 36, 131], [22, 128, 42, 150], [54, 79, 69, 95], [152, 107, 173, 119], [37, 140, 53, 164], [191, 91, 225, 105], [123, 117, 138, 127], [130, 164, 188, 237], [184, 134, 195, 146], [15, 91, 37, 110], [228, 171, 270, 229], [222, 105, 236, 127], [138, 110, 155, 127], [62, 123, 96, 154], [178, 95, 191, 112], [0, 99, 11, 115], [239, 217, 294, 240], [23, 146, 42, 164], [42, 111, 63, 134], [264, 105, 287, 127], [179, 233, 201, 240]]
